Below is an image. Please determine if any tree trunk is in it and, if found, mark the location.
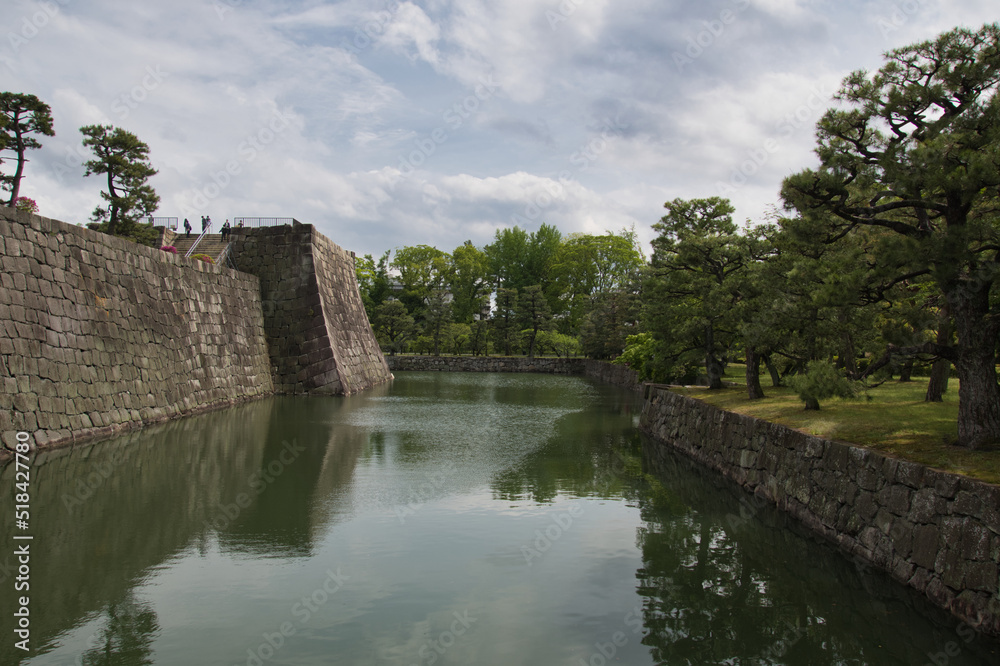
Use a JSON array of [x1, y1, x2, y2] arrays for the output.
[[9, 140, 25, 205], [926, 304, 952, 402], [763, 354, 782, 387], [804, 396, 820, 410], [705, 324, 724, 389], [746, 348, 765, 400], [949, 288, 1000, 449], [925, 360, 950, 401], [898, 358, 913, 382], [841, 330, 858, 379]]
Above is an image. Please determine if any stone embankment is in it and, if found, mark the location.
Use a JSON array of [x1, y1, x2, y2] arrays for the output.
[[639, 385, 1000, 637], [0, 208, 391, 455], [0, 207, 273, 450], [230, 225, 390, 395], [384, 355, 640, 391]]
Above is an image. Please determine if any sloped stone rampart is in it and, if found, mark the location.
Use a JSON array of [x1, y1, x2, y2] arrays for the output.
[[639, 385, 1000, 637], [0, 207, 274, 451], [229, 224, 391, 395]]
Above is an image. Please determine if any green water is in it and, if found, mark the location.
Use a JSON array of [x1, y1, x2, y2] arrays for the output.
[[1, 372, 997, 665]]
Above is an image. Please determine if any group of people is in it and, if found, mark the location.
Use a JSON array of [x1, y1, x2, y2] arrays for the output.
[[180, 216, 243, 240], [220, 220, 244, 240]]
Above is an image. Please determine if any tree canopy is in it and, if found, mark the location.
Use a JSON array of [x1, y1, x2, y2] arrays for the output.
[[0, 92, 54, 205], [81, 124, 160, 245], [781, 22, 1000, 448]]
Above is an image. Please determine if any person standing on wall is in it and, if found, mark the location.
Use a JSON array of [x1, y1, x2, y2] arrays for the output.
[[184, 218, 192, 238]]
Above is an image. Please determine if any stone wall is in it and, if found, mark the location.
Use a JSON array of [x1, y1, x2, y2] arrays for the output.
[[230, 224, 391, 395], [639, 385, 1000, 636], [385, 355, 640, 390], [0, 207, 273, 451]]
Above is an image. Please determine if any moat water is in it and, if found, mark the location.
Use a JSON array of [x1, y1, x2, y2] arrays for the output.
[[1, 372, 997, 665]]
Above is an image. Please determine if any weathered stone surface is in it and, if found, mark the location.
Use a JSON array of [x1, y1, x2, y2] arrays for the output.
[[229, 225, 391, 395], [0, 209, 398, 453], [636, 385, 1000, 638]]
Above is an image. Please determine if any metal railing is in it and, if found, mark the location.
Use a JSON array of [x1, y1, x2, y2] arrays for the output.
[[184, 221, 212, 258], [231, 217, 300, 228], [145, 216, 180, 230], [216, 242, 233, 267]]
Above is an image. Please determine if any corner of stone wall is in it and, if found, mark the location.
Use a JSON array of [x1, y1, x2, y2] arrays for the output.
[[229, 224, 391, 396]]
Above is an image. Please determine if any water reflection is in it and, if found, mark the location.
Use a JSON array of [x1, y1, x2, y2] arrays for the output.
[[0, 373, 997, 666], [637, 437, 1000, 665], [0, 393, 370, 665], [78, 593, 159, 666]]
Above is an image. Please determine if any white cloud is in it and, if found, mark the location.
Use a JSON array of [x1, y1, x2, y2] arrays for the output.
[[0, 0, 995, 258]]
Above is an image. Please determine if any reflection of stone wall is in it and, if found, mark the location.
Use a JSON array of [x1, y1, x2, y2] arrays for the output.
[[0, 400, 275, 666], [639, 386, 1000, 637], [0, 207, 273, 450], [230, 225, 391, 395], [386, 356, 640, 390], [0, 395, 369, 665]]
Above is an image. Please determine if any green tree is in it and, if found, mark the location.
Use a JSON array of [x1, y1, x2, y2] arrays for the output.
[[491, 288, 519, 356], [645, 197, 754, 388], [551, 229, 644, 333], [781, 23, 1000, 448], [485, 223, 562, 298], [0, 92, 54, 205], [391, 244, 451, 316], [443, 323, 472, 355], [517, 284, 553, 360], [579, 289, 640, 360], [449, 241, 490, 323], [355, 250, 392, 321], [788, 360, 858, 410], [373, 300, 415, 356], [422, 288, 452, 356], [469, 319, 490, 356], [81, 125, 160, 244]]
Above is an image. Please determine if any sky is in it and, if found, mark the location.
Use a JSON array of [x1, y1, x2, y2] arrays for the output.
[[1, 0, 996, 258]]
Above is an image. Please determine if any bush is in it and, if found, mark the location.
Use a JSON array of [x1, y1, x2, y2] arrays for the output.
[[614, 333, 655, 379], [788, 360, 857, 410], [192, 253, 214, 264], [14, 196, 38, 214], [160, 245, 177, 254]]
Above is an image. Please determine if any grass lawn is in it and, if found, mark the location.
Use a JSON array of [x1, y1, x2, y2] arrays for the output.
[[671, 366, 1000, 486]]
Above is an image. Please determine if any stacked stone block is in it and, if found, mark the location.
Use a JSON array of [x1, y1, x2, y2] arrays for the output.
[[229, 224, 391, 395], [639, 386, 1000, 637], [385, 355, 640, 390], [0, 208, 274, 450]]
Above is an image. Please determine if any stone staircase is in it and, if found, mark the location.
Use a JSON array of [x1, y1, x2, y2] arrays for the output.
[[170, 234, 230, 263]]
